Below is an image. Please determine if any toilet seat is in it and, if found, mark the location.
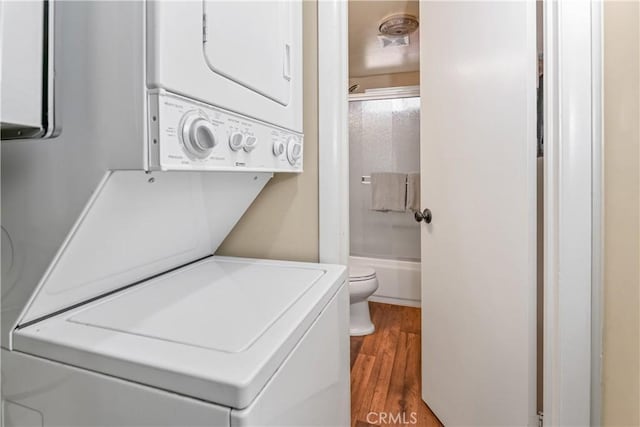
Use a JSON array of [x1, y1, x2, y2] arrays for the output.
[[349, 266, 376, 282]]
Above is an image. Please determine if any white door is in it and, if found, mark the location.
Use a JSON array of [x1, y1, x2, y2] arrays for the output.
[[203, 1, 293, 106], [419, 1, 537, 425]]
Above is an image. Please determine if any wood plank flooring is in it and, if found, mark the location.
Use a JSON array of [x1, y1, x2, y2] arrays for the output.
[[350, 302, 443, 427]]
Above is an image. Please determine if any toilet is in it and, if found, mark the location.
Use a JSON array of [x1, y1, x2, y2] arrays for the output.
[[348, 266, 379, 336]]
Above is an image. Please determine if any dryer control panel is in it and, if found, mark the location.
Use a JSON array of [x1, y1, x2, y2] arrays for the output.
[[147, 90, 303, 172]]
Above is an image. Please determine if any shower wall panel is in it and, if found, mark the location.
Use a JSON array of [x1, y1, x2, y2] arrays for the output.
[[349, 97, 421, 261]]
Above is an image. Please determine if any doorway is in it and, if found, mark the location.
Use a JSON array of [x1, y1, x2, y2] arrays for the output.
[[345, 0, 542, 425], [346, 2, 431, 424], [318, 0, 600, 425]]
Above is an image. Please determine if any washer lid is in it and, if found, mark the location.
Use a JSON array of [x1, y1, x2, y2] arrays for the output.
[[349, 266, 376, 281], [13, 257, 347, 409], [15, 171, 273, 328], [68, 258, 324, 353]]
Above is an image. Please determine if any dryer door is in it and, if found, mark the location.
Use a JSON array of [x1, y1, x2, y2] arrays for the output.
[[147, 1, 302, 132], [203, 1, 292, 106]]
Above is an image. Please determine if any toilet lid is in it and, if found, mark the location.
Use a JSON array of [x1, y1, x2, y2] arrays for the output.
[[349, 266, 376, 281]]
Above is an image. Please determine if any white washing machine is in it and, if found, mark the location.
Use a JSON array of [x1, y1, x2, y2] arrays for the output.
[[4, 256, 349, 426], [1, 2, 349, 426]]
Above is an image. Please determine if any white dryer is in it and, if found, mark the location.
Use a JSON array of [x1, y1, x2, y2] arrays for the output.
[[1, 2, 349, 426], [148, 1, 303, 133]]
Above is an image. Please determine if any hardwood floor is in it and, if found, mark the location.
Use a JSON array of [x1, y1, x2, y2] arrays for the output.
[[350, 302, 443, 427]]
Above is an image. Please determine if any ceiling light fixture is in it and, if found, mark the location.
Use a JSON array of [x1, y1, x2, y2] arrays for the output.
[[378, 14, 419, 37]]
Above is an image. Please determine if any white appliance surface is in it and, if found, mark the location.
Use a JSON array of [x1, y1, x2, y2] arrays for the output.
[[16, 171, 272, 328], [14, 256, 346, 409], [148, 1, 303, 133], [0, 1, 44, 128], [2, 349, 230, 427], [148, 90, 303, 173], [3, 283, 350, 427], [203, 2, 292, 106], [68, 259, 324, 352]]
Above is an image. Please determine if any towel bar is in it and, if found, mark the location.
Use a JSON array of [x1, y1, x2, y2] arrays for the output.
[[361, 175, 408, 185]]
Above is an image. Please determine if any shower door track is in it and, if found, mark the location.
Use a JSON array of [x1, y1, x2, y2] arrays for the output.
[[348, 86, 420, 102]]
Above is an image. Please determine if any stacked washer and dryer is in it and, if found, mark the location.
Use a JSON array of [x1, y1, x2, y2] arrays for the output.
[[1, 2, 349, 426]]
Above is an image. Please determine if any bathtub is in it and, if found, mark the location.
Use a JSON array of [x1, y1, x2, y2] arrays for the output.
[[349, 256, 421, 307]]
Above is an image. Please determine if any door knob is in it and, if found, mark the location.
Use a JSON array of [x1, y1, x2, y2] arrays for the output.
[[414, 208, 432, 224]]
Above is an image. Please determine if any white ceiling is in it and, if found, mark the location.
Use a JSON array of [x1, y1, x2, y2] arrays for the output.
[[349, 0, 420, 78]]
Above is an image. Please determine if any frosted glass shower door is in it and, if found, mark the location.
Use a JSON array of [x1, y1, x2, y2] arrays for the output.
[[349, 96, 420, 261]]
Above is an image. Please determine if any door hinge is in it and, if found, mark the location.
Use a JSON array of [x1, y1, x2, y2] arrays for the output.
[[202, 13, 207, 43], [537, 411, 544, 427]]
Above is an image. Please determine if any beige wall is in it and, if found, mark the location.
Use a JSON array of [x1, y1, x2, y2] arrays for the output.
[[348, 71, 420, 93], [602, 1, 640, 425], [216, 1, 319, 263]]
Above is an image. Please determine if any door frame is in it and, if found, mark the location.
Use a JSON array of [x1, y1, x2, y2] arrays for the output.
[[542, 1, 603, 425], [317, 0, 603, 424], [317, 0, 350, 266]]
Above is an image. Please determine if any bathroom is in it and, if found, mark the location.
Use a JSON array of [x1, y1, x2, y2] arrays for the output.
[[345, 1, 546, 425], [345, 1, 431, 423]]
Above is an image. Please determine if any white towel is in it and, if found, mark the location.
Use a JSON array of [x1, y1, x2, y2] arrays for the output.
[[406, 172, 420, 212], [370, 172, 407, 212]]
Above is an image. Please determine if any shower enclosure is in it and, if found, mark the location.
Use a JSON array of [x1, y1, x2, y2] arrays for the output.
[[348, 87, 421, 306]]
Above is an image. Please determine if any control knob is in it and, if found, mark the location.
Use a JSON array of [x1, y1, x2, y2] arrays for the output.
[[180, 111, 217, 159], [286, 136, 302, 166], [273, 140, 286, 156], [244, 136, 258, 152], [229, 132, 244, 151]]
